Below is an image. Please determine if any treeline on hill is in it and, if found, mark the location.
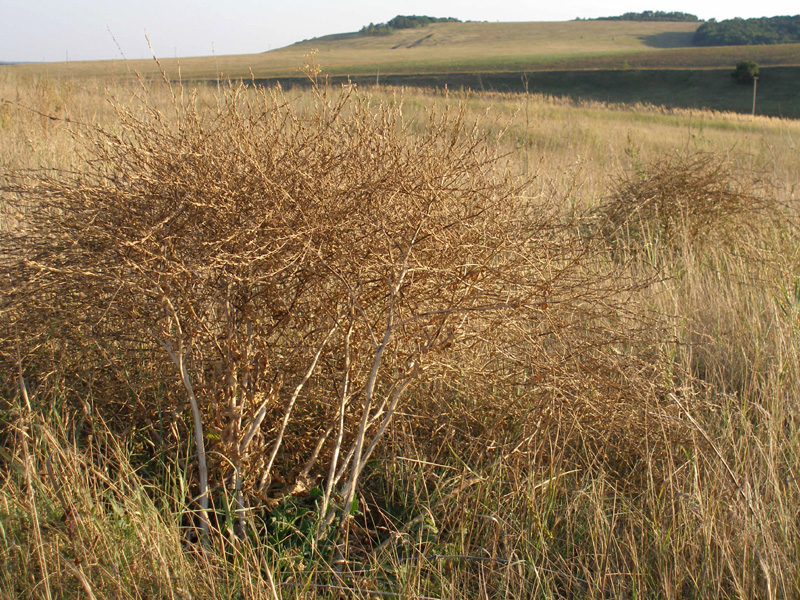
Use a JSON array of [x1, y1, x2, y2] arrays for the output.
[[588, 11, 699, 22], [360, 15, 460, 36], [694, 15, 800, 46]]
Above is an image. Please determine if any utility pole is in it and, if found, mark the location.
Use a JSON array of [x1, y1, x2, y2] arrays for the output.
[[752, 76, 759, 116]]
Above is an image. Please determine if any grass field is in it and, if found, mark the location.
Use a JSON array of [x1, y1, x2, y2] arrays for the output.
[[8, 20, 800, 79], [5, 19, 800, 120], [3, 21, 705, 78], [2, 66, 800, 598]]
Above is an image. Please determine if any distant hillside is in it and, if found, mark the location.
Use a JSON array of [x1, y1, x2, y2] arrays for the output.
[[694, 15, 800, 46], [592, 11, 699, 22], [284, 20, 701, 59], [6, 19, 800, 90]]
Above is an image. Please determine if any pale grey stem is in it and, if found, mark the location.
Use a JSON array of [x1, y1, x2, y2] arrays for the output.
[[159, 336, 210, 538], [261, 325, 338, 486], [339, 223, 421, 519], [358, 372, 414, 471], [301, 373, 356, 483], [238, 388, 275, 457], [340, 312, 393, 522], [333, 443, 356, 489], [318, 323, 354, 539], [338, 223, 422, 524], [362, 374, 407, 431]]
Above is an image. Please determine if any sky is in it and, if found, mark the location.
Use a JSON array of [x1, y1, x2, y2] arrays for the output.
[[2, 1, 799, 64]]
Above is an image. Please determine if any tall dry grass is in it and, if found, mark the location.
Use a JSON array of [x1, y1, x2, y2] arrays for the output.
[[1, 69, 799, 598]]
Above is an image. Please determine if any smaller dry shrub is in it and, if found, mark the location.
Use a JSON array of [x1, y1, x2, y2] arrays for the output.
[[597, 151, 771, 252]]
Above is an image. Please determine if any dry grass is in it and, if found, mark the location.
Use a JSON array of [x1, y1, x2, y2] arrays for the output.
[[1, 68, 800, 598], [0, 21, 704, 80], [4, 20, 800, 84]]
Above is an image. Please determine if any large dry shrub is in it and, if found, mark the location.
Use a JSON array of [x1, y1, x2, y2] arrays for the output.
[[1, 79, 677, 539]]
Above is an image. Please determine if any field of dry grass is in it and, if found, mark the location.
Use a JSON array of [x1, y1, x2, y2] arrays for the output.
[[6, 19, 800, 123], [5, 20, 800, 84], [1, 68, 800, 598]]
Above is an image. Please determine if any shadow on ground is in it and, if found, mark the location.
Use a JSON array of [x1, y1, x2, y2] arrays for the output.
[[233, 67, 800, 119], [639, 31, 697, 49]]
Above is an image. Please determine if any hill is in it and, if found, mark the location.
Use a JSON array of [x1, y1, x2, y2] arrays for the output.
[[2, 20, 707, 81], [281, 20, 703, 73], [9, 20, 800, 80]]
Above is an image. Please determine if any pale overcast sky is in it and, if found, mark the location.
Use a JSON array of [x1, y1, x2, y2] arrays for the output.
[[2, 1, 798, 63]]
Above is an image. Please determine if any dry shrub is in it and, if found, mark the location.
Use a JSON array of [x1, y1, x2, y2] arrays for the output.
[[597, 151, 772, 252], [1, 79, 681, 538]]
